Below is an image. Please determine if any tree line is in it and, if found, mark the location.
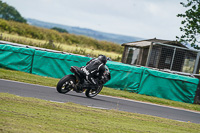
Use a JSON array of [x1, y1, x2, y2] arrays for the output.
[[177, 0, 200, 49], [0, 0, 26, 23]]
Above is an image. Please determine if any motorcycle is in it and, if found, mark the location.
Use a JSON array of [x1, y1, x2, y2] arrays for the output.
[[56, 65, 111, 98]]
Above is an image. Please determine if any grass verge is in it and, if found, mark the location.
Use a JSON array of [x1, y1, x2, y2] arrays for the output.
[[0, 93, 200, 133], [0, 68, 200, 112]]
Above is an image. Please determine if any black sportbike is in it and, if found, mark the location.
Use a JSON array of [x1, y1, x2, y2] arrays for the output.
[[56, 65, 111, 98]]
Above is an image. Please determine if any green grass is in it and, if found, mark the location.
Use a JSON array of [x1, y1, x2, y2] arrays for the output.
[[1, 93, 200, 133], [1, 68, 200, 112], [0, 68, 59, 87]]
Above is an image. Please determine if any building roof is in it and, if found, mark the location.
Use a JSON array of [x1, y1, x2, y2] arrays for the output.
[[122, 38, 188, 48]]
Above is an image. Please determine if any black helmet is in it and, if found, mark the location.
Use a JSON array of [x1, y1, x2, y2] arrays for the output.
[[98, 55, 107, 65]]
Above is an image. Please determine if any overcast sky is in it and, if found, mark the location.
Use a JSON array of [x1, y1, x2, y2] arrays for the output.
[[4, 0, 187, 40]]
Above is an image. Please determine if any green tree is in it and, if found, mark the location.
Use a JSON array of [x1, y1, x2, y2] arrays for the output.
[[0, 0, 26, 23], [177, 0, 200, 49], [51, 27, 68, 33]]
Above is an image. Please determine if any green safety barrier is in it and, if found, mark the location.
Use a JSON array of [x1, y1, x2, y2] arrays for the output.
[[105, 61, 143, 93], [0, 44, 199, 103], [32, 50, 91, 78], [138, 68, 199, 103], [0, 44, 35, 73]]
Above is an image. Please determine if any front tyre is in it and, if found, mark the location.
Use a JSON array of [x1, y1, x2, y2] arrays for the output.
[[56, 75, 76, 94], [85, 85, 103, 98]]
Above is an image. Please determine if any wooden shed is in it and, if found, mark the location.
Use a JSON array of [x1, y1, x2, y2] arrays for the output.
[[121, 38, 200, 74]]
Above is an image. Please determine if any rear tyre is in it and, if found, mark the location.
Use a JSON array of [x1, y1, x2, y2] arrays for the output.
[[85, 85, 103, 98], [56, 75, 76, 94]]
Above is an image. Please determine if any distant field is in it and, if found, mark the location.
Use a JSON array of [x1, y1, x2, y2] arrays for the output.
[[0, 19, 124, 61], [1, 33, 122, 61]]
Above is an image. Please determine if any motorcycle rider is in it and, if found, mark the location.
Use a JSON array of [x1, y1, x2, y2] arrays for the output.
[[81, 55, 107, 87]]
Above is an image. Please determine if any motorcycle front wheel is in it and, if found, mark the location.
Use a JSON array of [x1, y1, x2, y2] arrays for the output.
[[85, 85, 103, 98], [56, 75, 76, 94]]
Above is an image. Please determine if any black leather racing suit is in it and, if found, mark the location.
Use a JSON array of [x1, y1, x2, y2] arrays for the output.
[[81, 58, 105, 85]]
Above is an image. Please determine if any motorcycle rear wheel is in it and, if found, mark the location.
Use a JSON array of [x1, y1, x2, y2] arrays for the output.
[[56, 75, 76, 94], [85, 85, 103, 98]]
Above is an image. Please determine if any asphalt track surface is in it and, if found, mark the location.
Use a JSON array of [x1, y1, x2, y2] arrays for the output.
[[0, 79, 200, 124]]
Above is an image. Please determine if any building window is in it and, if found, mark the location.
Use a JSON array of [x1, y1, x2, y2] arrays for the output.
[[126, 47, 140, 65], [165, 56, 172, 64], [182, 56, 196, 73]]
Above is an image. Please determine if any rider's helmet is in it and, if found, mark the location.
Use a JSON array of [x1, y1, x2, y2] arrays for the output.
[[98, 55, 107, 65]]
